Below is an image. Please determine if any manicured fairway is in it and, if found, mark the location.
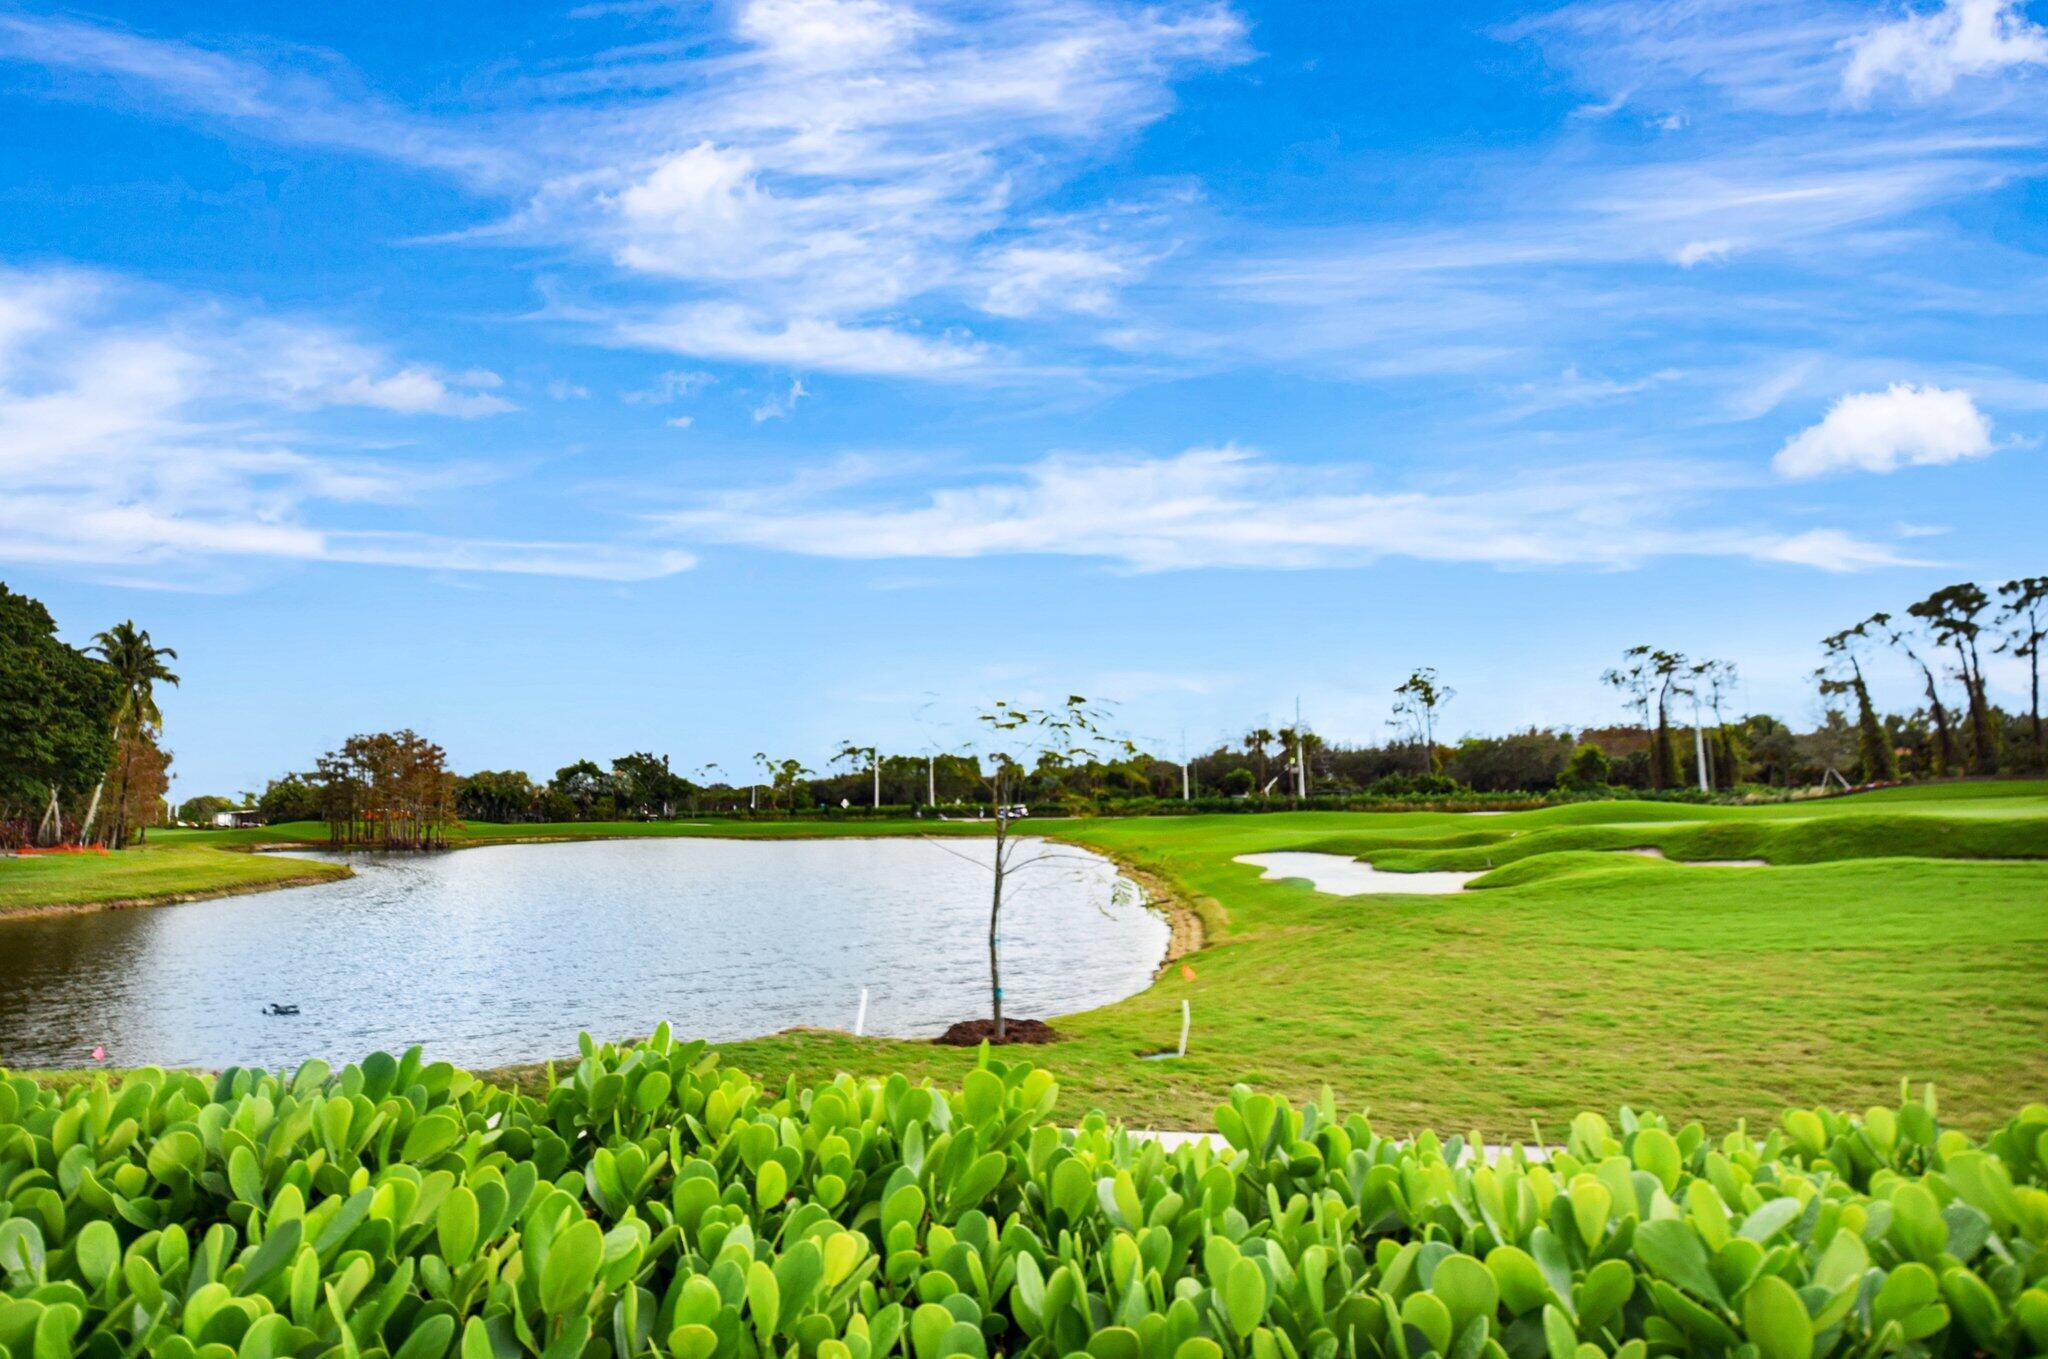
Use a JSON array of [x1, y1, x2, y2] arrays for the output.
[[706, 785, 2048, 1133]]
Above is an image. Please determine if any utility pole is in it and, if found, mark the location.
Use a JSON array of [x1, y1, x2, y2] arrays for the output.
[[1180, 729, 1191, 801], [928, 754, 936, 806], [873, 751, 881, 808], [1693, 693, 1710, 792], [1294, 697, 1307, 801]]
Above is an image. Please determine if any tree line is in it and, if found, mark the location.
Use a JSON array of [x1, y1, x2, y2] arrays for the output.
[[10, 573, 2044, 850]]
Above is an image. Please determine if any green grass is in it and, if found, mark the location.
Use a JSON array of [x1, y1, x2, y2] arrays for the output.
[[24, 782, 2048, 1136], [0, 841, 350, 912], [1295, 809, 2047, 869], [701, 790, 2048, 1135]]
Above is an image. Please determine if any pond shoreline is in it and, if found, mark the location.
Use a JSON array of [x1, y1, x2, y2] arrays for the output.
[[3, 833, 1169, 1071], [0, 855, 352, 918]]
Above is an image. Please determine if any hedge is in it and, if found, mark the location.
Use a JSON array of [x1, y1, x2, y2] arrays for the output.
[[1, 1030, 2043, 1359]]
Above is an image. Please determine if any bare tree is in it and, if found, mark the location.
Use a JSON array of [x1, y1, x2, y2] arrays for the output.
[[1603, 647, 1688, 789], [923, 695, 1128, 1041], [1818, 625, 1897, 783], [1909, 584, 1996, 774], [1875, 612, 1959, 774]]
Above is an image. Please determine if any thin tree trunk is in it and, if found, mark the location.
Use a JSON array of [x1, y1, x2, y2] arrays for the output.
[[1907, 658, 1957, 774], [2032, 620, 2043, 752], [990, 811, 1006, 1040], [78, 779, 105, 845], [1958, 641, 1995, 773], [110, 729, 138, 850], [38, 786, 61, 846]]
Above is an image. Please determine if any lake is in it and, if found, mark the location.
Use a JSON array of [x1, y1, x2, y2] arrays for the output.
[[0, 837, 1168, 1069]]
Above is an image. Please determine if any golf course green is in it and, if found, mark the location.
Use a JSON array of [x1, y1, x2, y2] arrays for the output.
[[8, 781, 2043, 1133]]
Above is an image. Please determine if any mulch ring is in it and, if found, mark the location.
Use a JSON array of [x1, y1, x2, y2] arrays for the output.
[[932, 1017, 1063, 1046]]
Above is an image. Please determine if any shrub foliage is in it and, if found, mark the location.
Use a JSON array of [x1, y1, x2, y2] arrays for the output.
[[2, 1031, 2045, 1359]]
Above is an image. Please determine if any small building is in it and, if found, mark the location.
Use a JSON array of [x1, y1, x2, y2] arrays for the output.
[[211, 809, 264, 828]]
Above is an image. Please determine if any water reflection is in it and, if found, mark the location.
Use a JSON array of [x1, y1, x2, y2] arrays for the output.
[[0, 837, 1166, 1069]]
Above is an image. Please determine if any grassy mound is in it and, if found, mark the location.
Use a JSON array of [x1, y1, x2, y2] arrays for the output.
[[1298, 812, 2047, 871], [1465, 850, 1683, 889], [6, 1033, 2046, 1359]]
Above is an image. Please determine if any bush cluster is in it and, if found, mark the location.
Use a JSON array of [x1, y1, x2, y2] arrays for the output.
[[2, 1032, 2044, 1359]]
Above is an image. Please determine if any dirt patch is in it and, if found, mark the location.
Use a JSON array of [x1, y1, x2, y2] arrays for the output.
[[1108, 857, 1207, 971], [932, 1017, 1063, 1046]]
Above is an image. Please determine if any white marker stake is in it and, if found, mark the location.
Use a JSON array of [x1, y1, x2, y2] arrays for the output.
[[854, 987, 869, 1037], [1178, 1000, 1191, 1058]]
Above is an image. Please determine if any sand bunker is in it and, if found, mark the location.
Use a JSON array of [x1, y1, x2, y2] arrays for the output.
[[1235, 852, 1478, 895]]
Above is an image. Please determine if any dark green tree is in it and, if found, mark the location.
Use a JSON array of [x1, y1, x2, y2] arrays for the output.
[[0, 584, 119, 844], [255, 773, 321, 824], [550, 760, 608, 818], [456, 770, 538, 822], [1560, 742, 1612, 789]]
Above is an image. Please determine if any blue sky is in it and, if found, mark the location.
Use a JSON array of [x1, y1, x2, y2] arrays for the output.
[[3, 0, 2045, 797]]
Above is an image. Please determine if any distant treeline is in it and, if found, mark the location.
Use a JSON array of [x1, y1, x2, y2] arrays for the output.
[[10, 573, 2040, 837]]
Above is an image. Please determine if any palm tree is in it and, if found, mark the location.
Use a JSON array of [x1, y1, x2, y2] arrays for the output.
[[89, 621, 179, 848]]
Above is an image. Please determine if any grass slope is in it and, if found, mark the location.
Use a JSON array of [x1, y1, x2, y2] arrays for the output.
[[0, 842, 350, 913]]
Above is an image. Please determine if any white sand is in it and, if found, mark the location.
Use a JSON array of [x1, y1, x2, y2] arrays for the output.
[[1234, 852, 1478, 895]]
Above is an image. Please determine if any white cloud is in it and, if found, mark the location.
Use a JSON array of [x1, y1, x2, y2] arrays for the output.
[[734, 0, 922, 70], [0, 265, 687, 582], [547, 379, 591, 400], [1759, 527, 1930, 571], [1773, 382, 1997, 477], [663, 444, 1910, 573], [979, 243, 1131, 317], [332, 366, 512, 418], [1843, 0, 2048, 103]]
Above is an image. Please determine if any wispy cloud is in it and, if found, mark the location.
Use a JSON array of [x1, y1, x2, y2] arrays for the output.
[[0, 11, 515, 183], [750, 378, 809, 422], [661, 444, 1916, 573], [0, 2, 1248, 382], [0, 265, 689, 582], [613, 303, 994, 377]]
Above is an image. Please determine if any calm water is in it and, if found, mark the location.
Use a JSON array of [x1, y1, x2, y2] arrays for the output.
[[0, 837, 1167, 1069]]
